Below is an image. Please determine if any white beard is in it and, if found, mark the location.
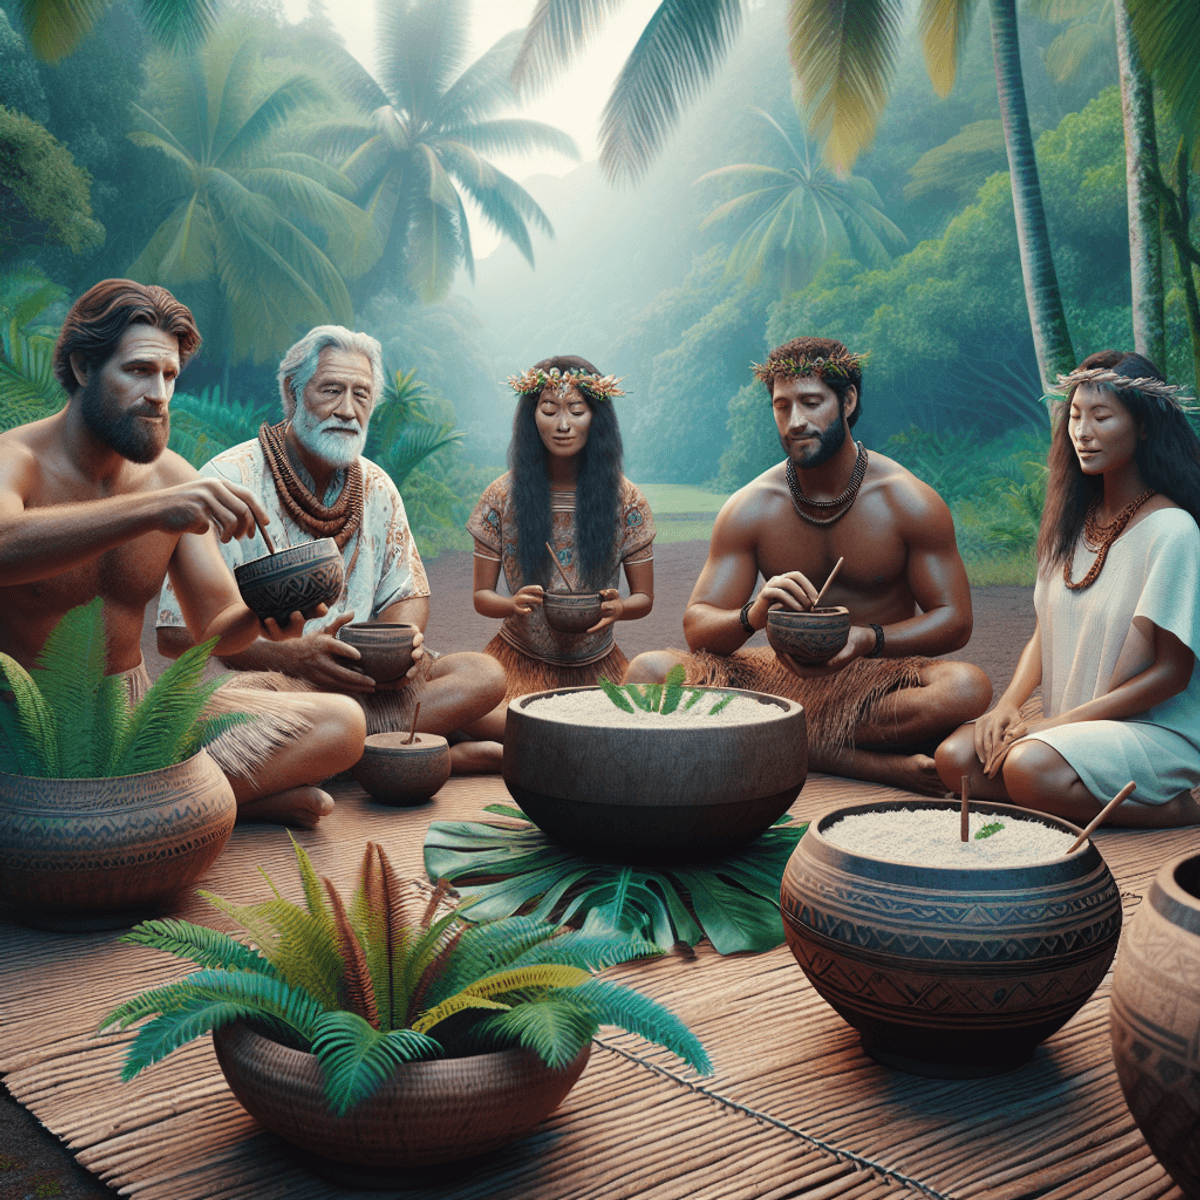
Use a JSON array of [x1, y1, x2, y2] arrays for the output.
[[292, 404, 368, 468]]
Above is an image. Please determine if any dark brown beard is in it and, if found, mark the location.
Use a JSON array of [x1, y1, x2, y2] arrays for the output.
[[79, 372, 169, 463], [781, 413, 847, 470]]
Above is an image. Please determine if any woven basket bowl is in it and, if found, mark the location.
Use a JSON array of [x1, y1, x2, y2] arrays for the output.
[[351, 732, 451, 806], [781, 799, 1121, 1078], [766, 606, 851, 665], [503, 685, 807, 864], [234, 538, 344, 625], [0, 750, 236, 930], [541, 591, 603, 633], [336, 621, 417, 683], [213, 1021, 590, 1169], [1111, 852, 1200, 1198]]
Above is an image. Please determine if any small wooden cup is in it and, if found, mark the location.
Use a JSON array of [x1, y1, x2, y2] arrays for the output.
[[541, 591, 603, 633], [352, 732, 451, 806], [234, 538, 344, 626], [336, 621, 417, 683], [766, 606, 851, 665]]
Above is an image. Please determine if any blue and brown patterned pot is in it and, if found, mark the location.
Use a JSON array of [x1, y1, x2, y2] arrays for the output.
[[0, 750, 236, 929], [1111, 852, 1200, 1199], [234, 537, 344, 626], [780, 798, 1121, 1077]]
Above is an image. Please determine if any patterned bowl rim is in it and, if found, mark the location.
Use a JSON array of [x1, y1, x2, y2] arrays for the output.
[[337, 622, 418, 642], [768, 605, 850, 622], [1156, 850, 1200, 916], [235, 537, 342, 575], [542, 591, 602, 605]]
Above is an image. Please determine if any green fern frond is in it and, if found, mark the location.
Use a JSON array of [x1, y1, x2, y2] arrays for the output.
[[199, 891, 283, 962], [121, 918, 277, 976], [290, 834, 332, 922], [708, 693, 733, 716], [507, 926, 662, 973], [95, 674, 131, 770], [0, 652, 58, 775], [597, 676, 635, 713], [251, 898, 345, 1010], [423, 916, 562, 1008], [395, 906, 461, 1024], [410, 992, 511, 1034], [118, 999, 264, 1079], [567, 978, 712, 1074], [308, 1010, 442, 1115], [0, 697, 40, 776], [661, 664, 686, 714], [469, 997, 597, 1069]]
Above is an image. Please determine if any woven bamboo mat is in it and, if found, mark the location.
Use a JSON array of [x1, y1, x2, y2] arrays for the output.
[[1, 773, 1196, 1200]]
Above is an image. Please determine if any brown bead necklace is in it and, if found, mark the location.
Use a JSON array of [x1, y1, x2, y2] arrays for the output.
[[1063, 488, 1156, 590], [785, 441, 868, 526]]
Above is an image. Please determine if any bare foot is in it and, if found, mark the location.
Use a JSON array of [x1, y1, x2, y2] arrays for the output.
[[237, 786, 335, 828], [886, 753, 947, 796], [450, 741, 503, 774], [811, 747, 947, 795]]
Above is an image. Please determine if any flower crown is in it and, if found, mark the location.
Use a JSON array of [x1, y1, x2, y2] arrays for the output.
[[1052, 367, 1197, 414], [505, 365, 625, 402], [751, 349, 869, 384]]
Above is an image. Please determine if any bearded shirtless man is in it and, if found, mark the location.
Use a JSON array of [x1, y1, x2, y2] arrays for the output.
[[626, 336, 992, 794], [0, 279, 365, 827]]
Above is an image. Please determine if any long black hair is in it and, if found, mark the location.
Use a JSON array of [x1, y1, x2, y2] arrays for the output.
[[509, 355, 625, 590], [1038, 350, 1200, 567]]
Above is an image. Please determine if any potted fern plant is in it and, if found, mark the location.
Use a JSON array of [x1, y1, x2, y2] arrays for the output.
[[102, 838, 711, 1178], [0, 598, 245, 929]]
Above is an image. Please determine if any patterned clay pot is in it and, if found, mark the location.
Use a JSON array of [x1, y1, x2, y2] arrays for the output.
[[234, 537, 345, 626], [766, 606, 851, 665], [0, 750, 236, 930], [336, 621, 416, 683], [503, 685, 807, 864], [351, 732, 451, 806], [780, 799, 1121, 1077], [213, 1021, 590, 1176], [541, 591, 603, 633], [1111, 852, 1200, 1199]]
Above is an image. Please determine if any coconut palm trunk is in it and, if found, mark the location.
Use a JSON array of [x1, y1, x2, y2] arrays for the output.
[[1114, 0, 1165, 368], [988, 0, 1076, 394]]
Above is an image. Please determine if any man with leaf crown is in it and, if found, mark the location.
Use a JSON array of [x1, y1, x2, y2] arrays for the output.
[[625, 336, 993, 795], [0, 279, 366, 827], [156, 325, 506, 773]]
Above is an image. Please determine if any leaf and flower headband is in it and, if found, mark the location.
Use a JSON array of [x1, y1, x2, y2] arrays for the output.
[[505, 365, 626, 402], [751, 349, 869, 385], [1048, 367, 1197, 414]]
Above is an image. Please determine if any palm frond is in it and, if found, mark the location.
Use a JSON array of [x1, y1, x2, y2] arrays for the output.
[[433, 30, 524, 125], [442, 117, 579, 161], [120, 918, 277, 976], [511, 0, 629, 93], [18, 0, 109, 63], [376, 0, 471, 123], [918, 0, 977, 97], [139, 0, 218, 52], [599, 0, 743, 183]]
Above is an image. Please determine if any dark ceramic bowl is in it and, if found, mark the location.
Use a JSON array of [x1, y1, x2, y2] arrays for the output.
[[1111, 852, 1200, 1199], [503, 685, 807, 864], [541, 591, 603, 633], [351, 732, 451, 806], [336, 622, 417, 683], [780, 798, 1122, 1078], [766, 606, 851, 665], [234, 538, 344, 626]]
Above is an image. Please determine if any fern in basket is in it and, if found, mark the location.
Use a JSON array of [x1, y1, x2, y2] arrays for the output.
[[101, 838, 712, 1115], [0, 597, 250, 777]]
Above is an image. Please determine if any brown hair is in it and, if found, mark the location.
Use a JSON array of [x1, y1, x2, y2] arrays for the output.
[[760, 336, 864, 427], [53, 279, 202, 395]]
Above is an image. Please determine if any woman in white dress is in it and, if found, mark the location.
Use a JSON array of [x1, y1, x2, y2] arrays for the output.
[[935, 351, 1200, 827]]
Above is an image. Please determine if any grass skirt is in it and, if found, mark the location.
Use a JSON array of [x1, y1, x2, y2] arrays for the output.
[[484, 634, 630, 705], [682, 646, 928, 756]]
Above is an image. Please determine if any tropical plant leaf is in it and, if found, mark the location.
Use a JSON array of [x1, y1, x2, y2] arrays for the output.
[[0, 692, 40, 776], [410, 992, 511, 1034], [597, 676, 634, 713], [660, 663, 686, 714], [468, 997, 597, 1068], [324, 877, 380, 1028], [120, 918, 278, 977], [0, 652, 58, 775]]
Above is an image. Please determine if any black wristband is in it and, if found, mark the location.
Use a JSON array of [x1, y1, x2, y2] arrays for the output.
[[867, 623, 885, 659], [739, 599, 756, 635]]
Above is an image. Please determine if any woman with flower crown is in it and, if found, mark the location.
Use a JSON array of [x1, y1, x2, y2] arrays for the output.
[[465, 355, 656, 741], [936, 350, 1200, 827]]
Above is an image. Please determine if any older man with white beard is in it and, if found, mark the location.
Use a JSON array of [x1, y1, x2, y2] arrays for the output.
[[157, 326, 505, 773]]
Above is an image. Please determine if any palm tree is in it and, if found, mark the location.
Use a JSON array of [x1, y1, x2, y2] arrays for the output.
[[18, 0, 214, 63], [127, 22, 380, 379], [695, 108, 905, 296], [309, 0, 578, 303]]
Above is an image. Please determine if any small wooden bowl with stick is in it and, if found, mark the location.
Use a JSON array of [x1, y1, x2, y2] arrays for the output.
[[540, 541, 603, 633], [350, 703, 451, 806], [766, 557, 851, 665]]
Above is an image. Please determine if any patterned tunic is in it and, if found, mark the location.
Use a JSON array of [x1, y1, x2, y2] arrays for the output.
[[466, 474, 655, 667], [157, 438, 429, 635]]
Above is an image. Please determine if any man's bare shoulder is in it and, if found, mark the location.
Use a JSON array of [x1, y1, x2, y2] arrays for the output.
[[149, 447, 199, 487], [714, 461, 789, 532], [864, 450, 954, 530], [0, 416, 60, 494]]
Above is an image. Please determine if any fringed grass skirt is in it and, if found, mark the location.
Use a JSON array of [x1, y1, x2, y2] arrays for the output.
[[682, 646, 929, 756], [483, 634, 630, 705]]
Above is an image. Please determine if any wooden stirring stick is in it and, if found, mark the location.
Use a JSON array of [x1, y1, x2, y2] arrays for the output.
[[256, 516, 276, 556], [545, 542, 574, 592], [812, 556, 845, 609], [960, 775, 970, 842], [1066, 781, 1136, 853], [404, 702, 421, 746]]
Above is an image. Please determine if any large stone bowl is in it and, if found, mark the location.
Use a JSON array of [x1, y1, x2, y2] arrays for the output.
[[0, 750, 237, 930], [541, 591, 603, 633], [1111, 851, 1200, 1198], [766, 606, 851, 665], [336, 621, 417, 684], [502, 685, 807, 864], [351, 732, 451, 806], [234, 538, 344, 626], [780, 798, 1121, 1078], [213, 1021, 590, 1180]]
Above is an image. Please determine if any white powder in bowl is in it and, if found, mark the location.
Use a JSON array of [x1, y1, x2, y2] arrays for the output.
[[822, 807, 1077, 867], [521, 688, 787, 728]]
